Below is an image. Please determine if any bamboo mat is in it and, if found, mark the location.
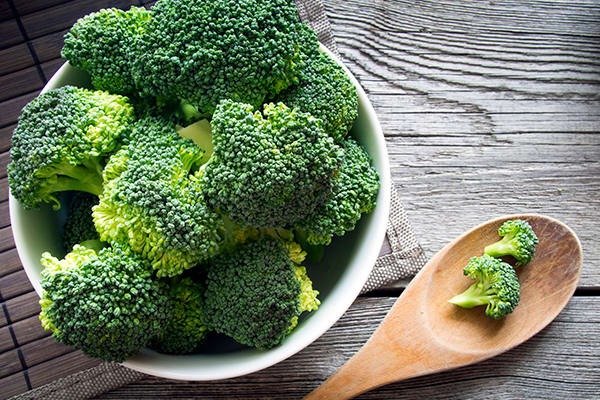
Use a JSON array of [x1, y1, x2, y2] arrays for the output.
[[0, 1, 156, 398]]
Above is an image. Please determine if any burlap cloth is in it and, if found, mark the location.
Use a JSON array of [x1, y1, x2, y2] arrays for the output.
[[9, 0, 427, 398]]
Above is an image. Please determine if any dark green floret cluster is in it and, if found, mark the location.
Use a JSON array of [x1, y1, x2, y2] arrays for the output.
[[39, 243, 169, 362], [204, 238, 319, 349], [62, 7, 151, 95], [151, 276, 208, 354], [8, 85, 134, 209], [449, 255, 520, 319], [201, 101, 343, 228], [449, 219, 538, 319], [484, 220, 539, 266], [62, 192, 99, 252], [9, 0, 380, 362]]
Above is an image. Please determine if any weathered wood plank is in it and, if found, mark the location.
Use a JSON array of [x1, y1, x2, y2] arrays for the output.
[[0, 1, 13, 22], [20, 0, 138, 40], [0, 151, 10, 179], [31, 29, 67, 63], [0, 201, 9, 228], [0, 248, 22, 278], [0, 91, 38, 127], [0, 325, 15, 353], [0, 124, 15, 154], [0, 270, 33, 301], [0, 349, 22, 379], [27, 350, 99, 388], [12, 314, 49, 346], [13, 0, 74, 17], [0, 43, 35, 77], [0, 177, 9, 203], [41, 57, 65, 81], [98, 296, 600, 399], [3, 291, 40, 326], [21, 335, 73, 368], [0, 372, 28, 400], [0, 66, 44, 103], [0, 20, 23, 49], [0, 226, 15, 253]]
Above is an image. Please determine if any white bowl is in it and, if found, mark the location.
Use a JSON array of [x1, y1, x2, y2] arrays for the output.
[[9, 44, 391, 380]]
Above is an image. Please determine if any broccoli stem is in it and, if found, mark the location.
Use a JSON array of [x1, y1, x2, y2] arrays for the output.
[[448, 283, 493, 308], [484, 239, 515, 259], [177, 119, 213, 164]]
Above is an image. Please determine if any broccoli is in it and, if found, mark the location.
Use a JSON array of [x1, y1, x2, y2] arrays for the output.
[[39, 242, 169, 362], [62, 7, 151, 95], [201, 101, 343, 228], [484, 219, 539, 266], [151, 276, 208, 354], [295, 137, 379, 245], [62, 192, 99, 252], [276, 50, 358, 142], [448, 255, 520, 319], [133, 0, 318, 115], [203, 238, 320, 349], [93, 116, 228, 277], [8, 86, 134, 210]]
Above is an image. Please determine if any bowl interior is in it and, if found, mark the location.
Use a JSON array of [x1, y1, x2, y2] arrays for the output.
[[10, 45, 391, 380]]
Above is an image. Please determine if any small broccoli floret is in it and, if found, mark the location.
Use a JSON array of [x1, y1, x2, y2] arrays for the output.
[[93, 116, 226, 277], [62, 192, 99, 252], [62, 7, 151, 94], [276, 50, 358, 142], [133, 0, 318, 115], [484, 219, 539, 266], [151, 276, 208, 354], [201, 101, 343, 228], [296, 138, 379, 245], [8, 86, 134, 209], [203, 238, 319, 349], [39, 243, 169, 362], [449, 255, 520, 319]]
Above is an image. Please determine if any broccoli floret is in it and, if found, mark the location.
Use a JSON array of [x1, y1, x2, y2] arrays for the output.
[[295, 138, 379, 245], [276, 50, 358, 142], [484, 219, 539, 266], [448, 255, 520, 319], [8, 86, 134, 209], [62, 7, 151, 95], [93, 116, 227, 277], [62, 192, 99, 252], [151, 276, 208, 355], [203, 238, 320, 349], [133, 0, 318, 115], [39, 243, 169, 362], [201, 101, 343, 228]]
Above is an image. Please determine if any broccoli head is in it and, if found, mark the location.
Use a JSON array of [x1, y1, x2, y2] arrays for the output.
[[62, 192, 99, 252], [151, 276, 208, 354], [39, 243, 169, 362], [62, 7, 151, 95], [93, 116, 226, 277], [203, 238, 320, 349], [276, 50, 358, 142], [448, 255, 520, 319], [201, 101, 343, 228], [295, 137, 379, 245], [484, 219, 539, 266], [133, 0, 318, 115], [8, 86, 134, 209]]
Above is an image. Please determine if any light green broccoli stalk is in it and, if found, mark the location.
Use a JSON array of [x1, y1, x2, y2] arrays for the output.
[[203, 238, 320, 349], [39, 242, 169, 362], [151, 276, 209, 354], [484, 219, 539, 266], [8, 86, 134, 209], [449, 255, 520, 319]]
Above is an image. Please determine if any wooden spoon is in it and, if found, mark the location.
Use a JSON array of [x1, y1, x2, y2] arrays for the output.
[[305, 214, 582, 400]]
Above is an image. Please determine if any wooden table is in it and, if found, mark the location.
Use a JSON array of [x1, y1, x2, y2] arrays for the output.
[[1, 0, 598, 399]]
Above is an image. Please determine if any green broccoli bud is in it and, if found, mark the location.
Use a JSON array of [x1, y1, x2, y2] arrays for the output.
[[484, 219, 539, 266], [276, 50, 358, 142], [62, 7, 151, 94], [201, 101, 343, 228], [151, 276, 208, 355], [8, 86, 134, 209], [203, 238, 319, 349], [295, 137, 379, 245], [62, 192, 99, 252], [449, 255, 520, 319], [93, 116, 225, 277], [133, 0, 318, 115], [39, 244, 169, 362]]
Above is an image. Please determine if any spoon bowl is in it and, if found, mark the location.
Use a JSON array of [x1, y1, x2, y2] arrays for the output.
[[305, 215, 582, 400]]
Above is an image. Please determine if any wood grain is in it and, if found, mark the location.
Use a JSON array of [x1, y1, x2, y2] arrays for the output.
[[97, 296, 600, 400]]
